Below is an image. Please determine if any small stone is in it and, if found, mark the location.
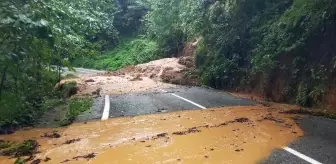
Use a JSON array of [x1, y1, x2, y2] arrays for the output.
[[85, 79, 95, 83], [43, 157, 51, 162], [31, 159, 41, 164]]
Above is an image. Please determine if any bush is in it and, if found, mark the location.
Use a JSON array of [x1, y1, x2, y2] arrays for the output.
[[59, 97, 93, 126], [0, 140, 38, 157], [0, 69, 60, 130], [201, 58, 243, 89], [73, 38, 161, 71]]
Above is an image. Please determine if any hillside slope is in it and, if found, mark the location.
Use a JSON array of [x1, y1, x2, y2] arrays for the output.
[[193, 0, 336, 111]]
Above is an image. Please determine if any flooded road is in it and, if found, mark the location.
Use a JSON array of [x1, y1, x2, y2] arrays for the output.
[[0, 105, 303, 164]]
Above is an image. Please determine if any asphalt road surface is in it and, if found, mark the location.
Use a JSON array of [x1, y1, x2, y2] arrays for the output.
[[62, 67, 106, 76], [72, 67, 336, 164], [262, 116, 336, 164], [108, 87, 256, 117]]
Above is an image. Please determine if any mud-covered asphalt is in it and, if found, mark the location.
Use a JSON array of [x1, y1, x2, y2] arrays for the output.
[[79, 85, 336, 164]]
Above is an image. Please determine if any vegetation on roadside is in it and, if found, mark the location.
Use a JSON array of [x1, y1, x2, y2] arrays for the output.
[[73, 38, 161, 71], [59, 97, 93, 127], [0, 140, 38, 158], [193, 0, 336, 108], [0, 0, 120, 131]]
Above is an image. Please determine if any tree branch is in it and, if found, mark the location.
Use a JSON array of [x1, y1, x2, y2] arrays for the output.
[[0, 66, 9, 101]]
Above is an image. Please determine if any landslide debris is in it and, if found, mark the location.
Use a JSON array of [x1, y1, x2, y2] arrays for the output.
[[63, 138, 81, 145], [62, 56, 199, 96], [0, 140, 39, 161], [41, 131, 61, 138]]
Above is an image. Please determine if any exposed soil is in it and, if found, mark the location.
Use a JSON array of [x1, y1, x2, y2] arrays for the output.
[[232, 72, 336, 114], [0, 104, 303, 164]]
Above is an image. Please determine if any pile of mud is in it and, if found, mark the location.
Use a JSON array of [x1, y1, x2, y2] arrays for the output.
[[103, 56, 199, 86], [61, 56, 199, 96]]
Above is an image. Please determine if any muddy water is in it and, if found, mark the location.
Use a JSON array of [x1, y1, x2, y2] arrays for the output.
[[0, 105, 303, 164]]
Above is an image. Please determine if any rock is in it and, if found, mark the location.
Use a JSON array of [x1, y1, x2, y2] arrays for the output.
[[72, 153, 96, 161], [55, 82, 62, 89], [43, 157, 51, 162], [92, 88, 101, 96], [129, 74, 143, 81], [85, 79, 95, 83], [41, 131, 61, 138], [60, 159, 70, 163], [235, 117, 250, 123], [63, 138, 81, 145], [178, 56, 195, 68], [31, 159, 41, 164]]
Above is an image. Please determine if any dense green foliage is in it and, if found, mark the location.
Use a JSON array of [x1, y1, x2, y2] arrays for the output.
[[195, 0, 336, 106], [0, 0, 120, 129], [144, 0, 202, 57], [59, 97, 93, 126], [73, 38, 160, 71]]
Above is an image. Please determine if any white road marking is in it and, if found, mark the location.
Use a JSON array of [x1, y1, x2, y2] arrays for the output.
[[101, 95, 110, 120], [283, 147, 323, 164], [161, 88, 323, 164], [160, 89, 206, 110], [62, 67, 106, 75], [74, 68, 105, 73]]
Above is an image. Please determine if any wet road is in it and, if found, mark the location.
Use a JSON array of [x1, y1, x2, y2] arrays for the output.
[[78, 86, 336, 164], [108, 87, 256, 117], [62, 67, 106, 76], [262, 116, 336, 164]]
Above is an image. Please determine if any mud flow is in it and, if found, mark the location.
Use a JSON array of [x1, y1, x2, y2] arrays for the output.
[[0, 105, 303, 164]]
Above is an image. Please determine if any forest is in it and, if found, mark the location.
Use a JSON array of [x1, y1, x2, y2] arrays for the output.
[[1, 0, 336, 130]]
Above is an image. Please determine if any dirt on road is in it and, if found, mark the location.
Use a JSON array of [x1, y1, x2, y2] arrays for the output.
[[0, 104, 303, 164]]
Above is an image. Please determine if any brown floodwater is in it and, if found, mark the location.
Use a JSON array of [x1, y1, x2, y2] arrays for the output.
[[0, 104, 303, 164]]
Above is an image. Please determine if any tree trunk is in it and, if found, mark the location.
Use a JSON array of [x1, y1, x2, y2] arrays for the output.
[[58, 64, 61, 83], [0, 66, 8, 101]]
